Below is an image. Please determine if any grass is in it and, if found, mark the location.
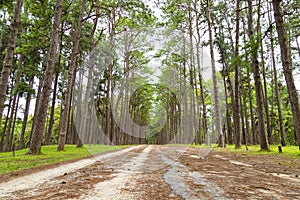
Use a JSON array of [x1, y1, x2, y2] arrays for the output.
[[1, 144, 298, 175], [209, 144, 300, 158], [170, 143, 299, 157], [0, 145, 127, 174]]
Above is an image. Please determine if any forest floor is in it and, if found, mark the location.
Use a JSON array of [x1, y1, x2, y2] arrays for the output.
[[0, 145, 299, 200]]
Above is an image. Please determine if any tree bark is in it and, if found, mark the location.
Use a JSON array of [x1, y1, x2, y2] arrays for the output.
[[206, 0, 224, 147], [241, 81, 250, 145], [272, 0, 300, 149], [246, 67, 256, 144], [45, 71, 59, 145], [9, 94, 20, 151], [3, 54, 23, 151], [28, 68, 44, 148], [76, 70, 84, 148], [248, 0, 269, 150], [45, 22, 64, 145], [195, 16, 207, 145], [215, 19, 234, 145], [260, 40, 272, 145], [0, 0, 23, 125], [27, 0, 62, 154], [105, 9, 116, 145], [57, 0, 85, 151], [270, 27, 286, 146], [234, 0, 241, 148], [4, 91, 17, 152], [0, 86, 13, 152], [18, 79, 33, 149], [188, 0, 196, 145]]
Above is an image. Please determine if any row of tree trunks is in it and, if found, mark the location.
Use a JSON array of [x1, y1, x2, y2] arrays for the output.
[[57, 0, 86, 151], [45, 24, 64, 145], [233, 0, 242, 148], [206, 0, 224, 147], [27, 0, 62, 155], [1, 0, 300, 153], [269, 2, 286, 146], [248, 0, 269, 150], [272, 0, 300, 149], [194, 0, 208, 145], [0, 0, 23, 125], [18, 78, 33, 149]]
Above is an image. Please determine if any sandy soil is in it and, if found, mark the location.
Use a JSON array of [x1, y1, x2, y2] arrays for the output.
[[0, 145, 299, 199]]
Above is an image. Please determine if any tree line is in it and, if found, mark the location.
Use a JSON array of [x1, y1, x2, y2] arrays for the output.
[[0, 0, 299, 154]]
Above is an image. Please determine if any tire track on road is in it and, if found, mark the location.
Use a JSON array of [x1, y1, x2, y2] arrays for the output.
[[159, 148, 228, 200], [0, 145, 144, 199], [80, 145, 151, 200]]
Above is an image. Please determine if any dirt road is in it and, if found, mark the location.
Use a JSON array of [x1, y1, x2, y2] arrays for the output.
[[0, 145, 299, 199]]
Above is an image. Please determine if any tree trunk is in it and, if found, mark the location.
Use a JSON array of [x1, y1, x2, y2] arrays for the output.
[[195, 24, 207, 146], [18, 79, 33, 149], [0, 0, 23, 124], [0, 98, 10, 151], [28, 68, 44, 148], [182, 35, 189, 144], [223, 67, 232, 145], [27, 0, 62, 155], [57, 0, 85, 151], [272, 0, 300, 149], [247, 67, 256, 145], [4, 92, 17, 152], [9, 94, 20, 151], [123, 32, 130, 145], [215, 20, 234, 145], [3, 54, 23, 151], [45, 71, 59, 145], [241, 83, 250, 145], [76, 70, 84, 148], [105, 9, 116, 145], [248, 0, 269, 150], [192, 2, 201, 144], [234, 0, 241, 148], [188, 0, 196, 144], [45, 23, 63, 145], [0, 10, 6, 50], [260, 40, 272, 145], [270, 27, 286, 146], [206, 0, 224, 147], [197, 62, 206, 145]]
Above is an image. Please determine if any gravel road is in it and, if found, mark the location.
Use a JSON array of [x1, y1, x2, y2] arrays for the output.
[[0, 145, 299, 199]]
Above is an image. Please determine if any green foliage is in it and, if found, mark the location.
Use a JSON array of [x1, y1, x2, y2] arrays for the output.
[[1, 115, 32, 149], [12, 81, 35, 97], [160, 0, 189, 29], [130, 83, 154, 126], [117, 0, 156, 29], [1, 0, 299, 150]]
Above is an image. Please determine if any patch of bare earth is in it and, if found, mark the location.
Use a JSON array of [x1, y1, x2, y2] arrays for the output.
[[0, 155, 95, 184], [179, 147, 300, 200], [0, 146, 145, 199], [1, 145, 299, 200], [11, 162, 115, 200], [122, 146, 182, 200], [0, 147, 128, 184]]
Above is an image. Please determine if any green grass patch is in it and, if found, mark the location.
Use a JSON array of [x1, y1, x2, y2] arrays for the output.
[[166, 143, 299, 158], [0, 145, 127, 174], [205, 144, 300, 158]]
